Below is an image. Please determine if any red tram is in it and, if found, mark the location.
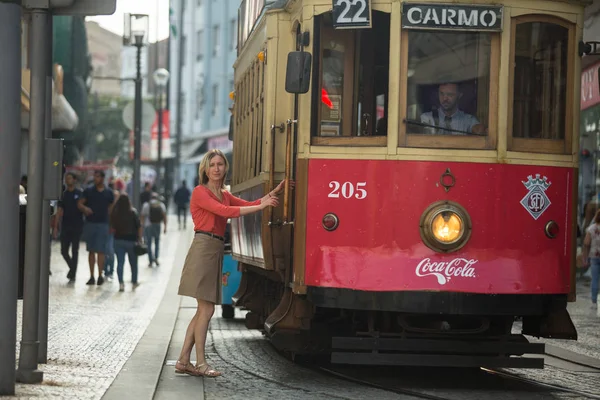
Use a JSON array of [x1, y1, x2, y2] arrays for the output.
[[228, 0, 591, 368]]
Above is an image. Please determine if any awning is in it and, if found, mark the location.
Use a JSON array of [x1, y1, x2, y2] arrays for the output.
[[181, 137, 207, 165], [21, 65, 79, 132]]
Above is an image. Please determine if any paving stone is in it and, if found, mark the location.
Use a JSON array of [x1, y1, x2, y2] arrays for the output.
[[0, 221, 188, 400]]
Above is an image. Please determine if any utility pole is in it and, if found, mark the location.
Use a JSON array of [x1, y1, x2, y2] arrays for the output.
[[38, 14, 53, 364], [174, 0, 184, 184], [0, 0, 22, 394], [16, 8, 50, 384], [133, 38, 143, 209], [157, 95, 163, 191]]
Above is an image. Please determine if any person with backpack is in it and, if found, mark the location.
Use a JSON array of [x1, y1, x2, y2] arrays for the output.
[[140, 192, 167, 267]]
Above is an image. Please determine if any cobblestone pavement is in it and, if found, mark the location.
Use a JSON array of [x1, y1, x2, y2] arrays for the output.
[[163, 299, 409, 400], [0, 218, 188, 400]]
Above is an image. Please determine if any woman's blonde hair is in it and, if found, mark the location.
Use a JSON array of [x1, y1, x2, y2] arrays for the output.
[[198, 149, 229, 189]]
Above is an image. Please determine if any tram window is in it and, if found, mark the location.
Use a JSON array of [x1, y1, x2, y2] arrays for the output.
[[405, 31, 491, 136], [511, 22, 568, 141], [315, 12, 390, 138]]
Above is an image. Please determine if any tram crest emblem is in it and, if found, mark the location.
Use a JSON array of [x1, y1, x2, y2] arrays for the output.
[[520, 174, 551, 220]]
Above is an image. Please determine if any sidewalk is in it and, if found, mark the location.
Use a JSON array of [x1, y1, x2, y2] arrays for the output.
[[1, 216, 192, 400]]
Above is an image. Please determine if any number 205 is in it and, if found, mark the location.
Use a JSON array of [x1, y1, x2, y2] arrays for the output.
[[328, 181, 367, 199]]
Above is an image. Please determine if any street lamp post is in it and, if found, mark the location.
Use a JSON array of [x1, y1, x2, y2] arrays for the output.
[[153, 68, 169, 193], [124, 13, 148, 209]]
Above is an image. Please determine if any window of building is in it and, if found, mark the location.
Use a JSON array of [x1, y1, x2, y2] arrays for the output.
[[509, 16, 573, 154], [212, 25, 220, 56], [195, 80, 204, 119], [181, 35, 187, 66], [313, 11, 390, 145], [211, 83, 219, 116], [196, 30, 203, 61], [197, 0, 201, 6], [230, 19, 236, 51], [179, 92, 186, 123]]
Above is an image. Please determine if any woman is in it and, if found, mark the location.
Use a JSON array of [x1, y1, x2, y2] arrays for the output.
[[583, 209, 600, 308], [175, 149, 283, 377], [110, 193, 143, 292]]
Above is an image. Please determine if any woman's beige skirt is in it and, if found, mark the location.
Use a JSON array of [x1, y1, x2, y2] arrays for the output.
[[178, 234, 224, 304]]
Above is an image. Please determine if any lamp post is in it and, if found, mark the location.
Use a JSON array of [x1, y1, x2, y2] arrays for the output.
[[153, 68, 169, 193], [124, 13, 148, 209]]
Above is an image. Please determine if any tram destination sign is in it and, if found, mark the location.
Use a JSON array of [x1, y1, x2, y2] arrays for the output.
[[402, 3, 503, 31], [332, 0, 372, 29]]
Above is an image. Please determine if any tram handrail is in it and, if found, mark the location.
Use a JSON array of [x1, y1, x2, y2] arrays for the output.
[[283, 119, 295, 223]]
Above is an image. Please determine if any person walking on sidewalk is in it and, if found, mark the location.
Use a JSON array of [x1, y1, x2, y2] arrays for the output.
[[78, 170, 116, 286], [175, 149, 283, 378], [583, 209, 600, 308], [174, 180, 191, 230], [141, 192, 167, 267], [110, 193, 143, 292], [54, 172, 84, 283]]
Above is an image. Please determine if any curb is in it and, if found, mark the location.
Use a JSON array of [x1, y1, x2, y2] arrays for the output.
[[102, 230, 191, 400]]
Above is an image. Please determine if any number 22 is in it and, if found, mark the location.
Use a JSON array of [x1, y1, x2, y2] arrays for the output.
[[336, 0, 368, 24]]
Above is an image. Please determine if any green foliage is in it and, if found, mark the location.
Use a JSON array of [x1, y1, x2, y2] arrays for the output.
[[89, 95, 131, 164]]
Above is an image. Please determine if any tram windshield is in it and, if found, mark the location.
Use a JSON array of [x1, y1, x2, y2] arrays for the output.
[[405, 31, 491, 136], [315, 11, 390, 138]]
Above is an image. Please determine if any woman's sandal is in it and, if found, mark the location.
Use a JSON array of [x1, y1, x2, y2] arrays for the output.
[[175, 360, 203, 377], [195, 363, 222, 378]]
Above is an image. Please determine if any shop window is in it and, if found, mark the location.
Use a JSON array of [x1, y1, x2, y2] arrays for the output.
[[313, 11, 390, 144], [509, 16, 573, 153]]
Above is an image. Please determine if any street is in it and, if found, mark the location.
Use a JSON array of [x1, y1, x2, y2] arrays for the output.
[[1, 217, 600, 400]]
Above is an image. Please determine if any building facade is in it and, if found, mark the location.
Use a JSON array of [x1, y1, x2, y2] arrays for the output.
[[169, 0, 238, 187], [579, 2, 600, 230], [86, 21, 122, 97]]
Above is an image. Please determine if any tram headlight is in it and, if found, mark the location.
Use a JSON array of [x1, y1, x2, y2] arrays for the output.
[[420, 201, 472, 253]]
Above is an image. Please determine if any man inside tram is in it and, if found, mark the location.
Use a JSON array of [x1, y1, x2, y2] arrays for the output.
[[419, 82, 486, 135]]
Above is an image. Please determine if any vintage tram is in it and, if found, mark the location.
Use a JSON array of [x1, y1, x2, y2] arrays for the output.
[[228, 0, 590, 368]]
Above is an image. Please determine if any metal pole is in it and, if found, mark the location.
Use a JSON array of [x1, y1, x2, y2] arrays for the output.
[[0, 1, 22, 395], [174, 0, 184, 184], [132, 42, 143, 209], [157, 90, 163, 192], [38, 12, 53, 364], [17, 9, 48, 384]]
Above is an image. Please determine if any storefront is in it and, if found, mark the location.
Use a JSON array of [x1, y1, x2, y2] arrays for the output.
[[580, 60, 600, 229]]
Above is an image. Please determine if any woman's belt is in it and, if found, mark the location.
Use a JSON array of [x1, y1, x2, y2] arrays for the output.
[[195, 230, 224, 241]]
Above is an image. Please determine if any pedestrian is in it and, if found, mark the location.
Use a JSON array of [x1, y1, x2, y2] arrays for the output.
[[140, 192, 167, 267], [110, 193, 142, 292], [174, 149, 283, 378], [174, 180, 191, 229], [53, 172, 84, 283], [104, 188, 120, 280], [78, 170, 116, 286], [583, 209, 600, 308], [140, 182, 152, 209]]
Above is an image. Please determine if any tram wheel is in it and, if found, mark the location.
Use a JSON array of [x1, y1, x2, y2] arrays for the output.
[[222, 304, 235, 319]]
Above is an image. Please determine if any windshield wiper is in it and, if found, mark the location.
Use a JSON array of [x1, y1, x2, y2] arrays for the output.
[[403, 119, 487, 137]]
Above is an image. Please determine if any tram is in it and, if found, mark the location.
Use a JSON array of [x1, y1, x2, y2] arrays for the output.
[[228, 0, 591, 368]]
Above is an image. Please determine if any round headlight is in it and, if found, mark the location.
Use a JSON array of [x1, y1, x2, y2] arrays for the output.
[[420, 201, 472, 253]]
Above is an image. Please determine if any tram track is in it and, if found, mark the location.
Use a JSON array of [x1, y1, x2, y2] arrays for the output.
[[314, 350, 600, 400]]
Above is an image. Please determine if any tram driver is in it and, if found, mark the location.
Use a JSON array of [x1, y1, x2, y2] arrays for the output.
[[419, 82, 486, 135]]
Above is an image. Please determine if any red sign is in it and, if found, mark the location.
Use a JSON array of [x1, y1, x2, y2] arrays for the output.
[[304, 159, 573, 294], [581, 62, 600, 110]]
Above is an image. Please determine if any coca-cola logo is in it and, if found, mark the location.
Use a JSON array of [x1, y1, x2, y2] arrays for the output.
[[415, 258, 477, 285]]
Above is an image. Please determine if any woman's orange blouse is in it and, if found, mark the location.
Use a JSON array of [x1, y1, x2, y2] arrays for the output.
[[190, 185, 261, 237]]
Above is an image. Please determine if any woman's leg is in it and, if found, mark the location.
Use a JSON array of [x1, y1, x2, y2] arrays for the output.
[[194, 299, 221, 376], [114, 241, 126, 284], [126, 241, 139, 284], [177, 312, 198, 366]]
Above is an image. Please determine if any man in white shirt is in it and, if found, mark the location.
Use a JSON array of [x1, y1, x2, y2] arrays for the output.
[[420, 83, 486, 135], [140, 192, 167, 267]]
